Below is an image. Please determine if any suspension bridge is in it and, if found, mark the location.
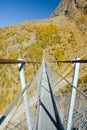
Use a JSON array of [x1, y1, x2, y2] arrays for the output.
[[0, 58, 87, 130]]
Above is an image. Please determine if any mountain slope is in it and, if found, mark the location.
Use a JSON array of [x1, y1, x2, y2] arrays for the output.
[[0, 15, 87, 112], [0, 1, 87, 129]]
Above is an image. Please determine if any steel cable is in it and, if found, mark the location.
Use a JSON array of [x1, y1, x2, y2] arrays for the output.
[[0, 58, 41, 64], [0, 78, 33, 124], [51, 59, 87, 63], [54, 71, 87, 98]]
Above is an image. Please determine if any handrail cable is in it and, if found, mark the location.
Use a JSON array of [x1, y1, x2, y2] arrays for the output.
[[51, 59, 87, 63], [0, 58, 87, 64], [0, 58, 41, 64], [54, 71, 87, 99]]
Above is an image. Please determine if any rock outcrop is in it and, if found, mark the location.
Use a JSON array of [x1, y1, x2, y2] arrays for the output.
[[50, 0, 87, 17]]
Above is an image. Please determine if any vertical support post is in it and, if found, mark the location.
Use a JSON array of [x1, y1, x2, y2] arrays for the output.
[[18, 58, 32, 130], [66, 58, 80, 130]]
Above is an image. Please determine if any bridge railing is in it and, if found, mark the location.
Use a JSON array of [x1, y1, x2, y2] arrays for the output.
[[0, 58, 87, 130], [0, 58, 41, 130], [49, 58, 87, 130]]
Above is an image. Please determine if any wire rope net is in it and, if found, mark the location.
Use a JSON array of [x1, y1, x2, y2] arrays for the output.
[[49, 60, 87, 130], [0, 61, 41, 130]]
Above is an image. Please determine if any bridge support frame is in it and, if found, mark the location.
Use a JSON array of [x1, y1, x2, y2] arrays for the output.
[[18, 58, 32, 130], [66, 58, 80, 130]]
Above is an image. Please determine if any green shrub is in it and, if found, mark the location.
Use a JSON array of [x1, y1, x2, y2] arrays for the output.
[[54, 48, 64, 61]]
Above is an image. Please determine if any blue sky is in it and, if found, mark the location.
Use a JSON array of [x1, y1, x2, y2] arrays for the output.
[[0, 0, 61, 27]]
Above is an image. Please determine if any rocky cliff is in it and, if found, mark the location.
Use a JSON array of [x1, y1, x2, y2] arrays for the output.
[[50, 0, 87, 17]]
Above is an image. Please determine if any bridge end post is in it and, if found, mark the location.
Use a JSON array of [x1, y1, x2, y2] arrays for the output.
[[18, 58, 32, 130], [66, 58, 80, 130]]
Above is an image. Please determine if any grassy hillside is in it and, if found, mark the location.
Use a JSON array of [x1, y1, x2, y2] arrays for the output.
[[0, 11, 87, 113]]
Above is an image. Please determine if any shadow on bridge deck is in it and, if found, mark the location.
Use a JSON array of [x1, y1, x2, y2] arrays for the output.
[[34, 61, 64, 130]]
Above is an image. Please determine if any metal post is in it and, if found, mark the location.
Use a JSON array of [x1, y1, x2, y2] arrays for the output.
[[18, 58, 32, 130], [66, 58, 80, 130]]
